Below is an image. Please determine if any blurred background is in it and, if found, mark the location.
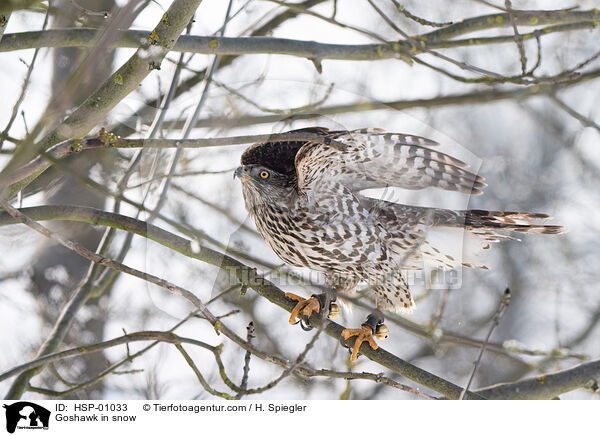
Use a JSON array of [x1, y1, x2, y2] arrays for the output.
[[0, 0, 599, 400]]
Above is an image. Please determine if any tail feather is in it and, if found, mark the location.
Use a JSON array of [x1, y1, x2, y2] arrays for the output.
[[374, 202, 565, 236], [376, 203, 565, 271], [464, 210, 565, 235]]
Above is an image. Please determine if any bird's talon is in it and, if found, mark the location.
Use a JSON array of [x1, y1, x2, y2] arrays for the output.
[[341, 325, 379, 362], [300, 315, 313, 331], [285, 292, 320, 326]]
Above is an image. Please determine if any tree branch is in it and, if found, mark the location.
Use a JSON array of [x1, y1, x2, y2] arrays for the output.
[[475, 359, 600, 399], [2, 14, 598, 59], [421, 9, 600, 42], [4, 131, 349, 192], [0, 331, 217, 383]]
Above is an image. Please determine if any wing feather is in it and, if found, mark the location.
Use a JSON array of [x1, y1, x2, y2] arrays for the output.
[[295, 129, 486, 197]]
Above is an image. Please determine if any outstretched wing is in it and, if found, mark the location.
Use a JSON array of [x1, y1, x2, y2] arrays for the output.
[[295, 128, 486, 197]]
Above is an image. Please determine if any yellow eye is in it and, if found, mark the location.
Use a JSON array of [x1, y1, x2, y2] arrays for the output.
[[259, 170, 270, 179]]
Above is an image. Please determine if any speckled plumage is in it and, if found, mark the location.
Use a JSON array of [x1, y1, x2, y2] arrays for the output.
[[236, 127, 563, 313]]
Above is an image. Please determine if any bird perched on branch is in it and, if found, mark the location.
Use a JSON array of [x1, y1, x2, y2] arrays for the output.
[[234, 127, 563, 361]]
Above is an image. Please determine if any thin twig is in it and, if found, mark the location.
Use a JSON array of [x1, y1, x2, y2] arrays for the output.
[[175, 344, 236, 399], [236, 321, 255, 399], [0, 9, 49, 150], [172, 183, 258, 236], [263, 0, 390, 44], [459, 288, 511, 400], [368, 0, 506, 80], [240, 328, 324, 395], [0, 331, 218, 383], [505, 0, 528, 75], [550, 94, 600, 132], [125, 168, 235, 190], [298, 368, 435, 399], [390, 0, 452, 27], [213, 79, 334, 115]]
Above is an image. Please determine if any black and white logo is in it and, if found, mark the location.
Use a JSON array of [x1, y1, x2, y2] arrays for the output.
[[3, 402, 50, 433]]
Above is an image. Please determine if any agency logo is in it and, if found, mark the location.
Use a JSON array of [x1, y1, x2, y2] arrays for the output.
[[2, 402, 50, 433]]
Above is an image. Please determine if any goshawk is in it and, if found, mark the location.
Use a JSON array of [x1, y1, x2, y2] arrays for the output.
[[235, 127, 563, 361]]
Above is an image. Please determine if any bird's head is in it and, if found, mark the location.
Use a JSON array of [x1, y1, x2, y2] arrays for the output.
[[234, 164, 296, 208], [236, 137, 305, 210]]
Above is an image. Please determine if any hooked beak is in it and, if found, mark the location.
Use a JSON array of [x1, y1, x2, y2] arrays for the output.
[[234, 165, 250, 181]]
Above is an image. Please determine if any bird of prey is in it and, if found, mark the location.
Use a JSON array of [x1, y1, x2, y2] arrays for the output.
[[234, 127, 563, 361]]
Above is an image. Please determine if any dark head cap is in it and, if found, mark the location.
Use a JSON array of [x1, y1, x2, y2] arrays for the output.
[[240, 127, 330, 176]]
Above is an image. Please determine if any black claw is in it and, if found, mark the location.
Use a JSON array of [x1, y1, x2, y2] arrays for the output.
[[339, 335, 349, 348], [344, 344, 361, 358], [338, 336, 362, 358], [299, 315, 313, 331], [292, 317, 313, 331]]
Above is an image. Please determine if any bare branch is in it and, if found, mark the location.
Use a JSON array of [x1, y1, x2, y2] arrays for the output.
[[390, 0, 452, 27], [175, 344, 236, 400], [0, 9, 48, 150], [459, 288, 511, 400], [236, 321, 255, 399], [3, 9, 599, 59], [0, 331, 218, 383], [550, 94, 600, 132], [504, 0, 528, 75], [422, 9, 600, 42], [476, 359, 600, 399], [4, 131, 350, 194]]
